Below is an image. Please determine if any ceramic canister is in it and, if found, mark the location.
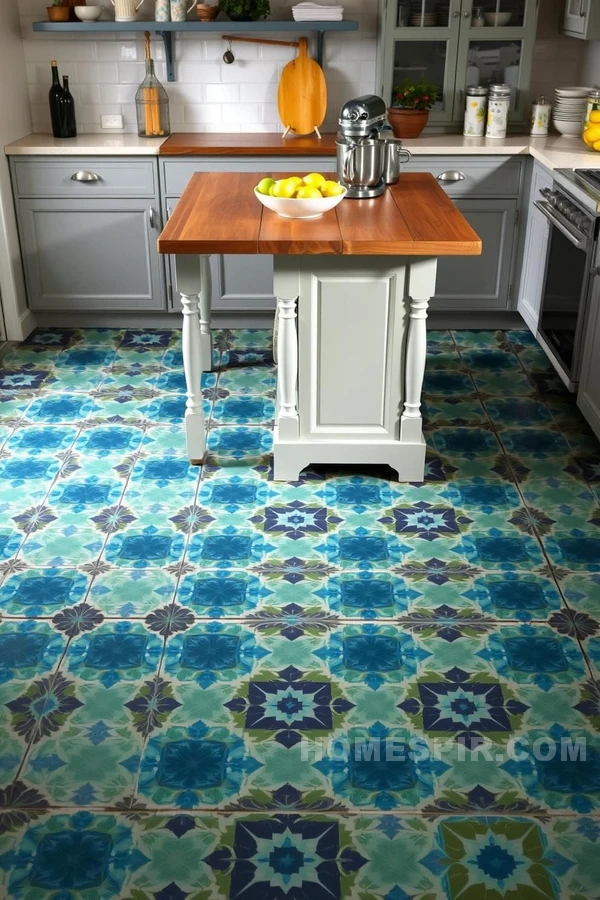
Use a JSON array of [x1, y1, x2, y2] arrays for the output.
[[155, 0, 170, 20], [530, 96, 551, 136], [169, 0, 195, 20], [486, 83, 511, 139], [463, 86, 488, 137]]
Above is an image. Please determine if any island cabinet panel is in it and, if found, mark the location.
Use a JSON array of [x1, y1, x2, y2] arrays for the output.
[[577, 272, 600, 441], [17, 199, 165, 311], [433, 198, 517, 310], [403, 156, 523, 198], [297, 259, 406, 441], [517, 162, 553, 333]]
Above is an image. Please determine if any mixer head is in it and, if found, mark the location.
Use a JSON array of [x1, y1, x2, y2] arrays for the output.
[[338, 94, 387, 138]]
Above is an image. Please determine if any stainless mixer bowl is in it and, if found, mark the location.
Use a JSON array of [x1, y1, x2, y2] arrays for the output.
[[336, 138, 386, 187]]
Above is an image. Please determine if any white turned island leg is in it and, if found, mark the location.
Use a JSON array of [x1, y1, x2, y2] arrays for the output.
[[399, 257, 438, 480], [272, 259, 304, 482], [198, 254, 213, 372], [175, 255, 209, 465]]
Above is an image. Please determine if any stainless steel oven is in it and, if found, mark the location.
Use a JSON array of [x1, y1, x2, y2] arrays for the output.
[[535, 174, 599, 390]]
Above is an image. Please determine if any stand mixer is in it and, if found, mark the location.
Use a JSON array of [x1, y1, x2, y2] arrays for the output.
[[336, 94, 411, 199], [336, 95, 388, 199]]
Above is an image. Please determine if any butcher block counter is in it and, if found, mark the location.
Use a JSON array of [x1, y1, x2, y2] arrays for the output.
[[158, 170, 481, 481]]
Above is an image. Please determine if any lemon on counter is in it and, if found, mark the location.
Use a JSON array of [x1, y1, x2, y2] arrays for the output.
[[583, 124, 600, 144], [303, 173, 327, 189], [321, 180, 345, 198], [273, 179, 298, 198], [590, 110, 600, 124], [297, 185, 324, 199], [256, 177, 276, 196]]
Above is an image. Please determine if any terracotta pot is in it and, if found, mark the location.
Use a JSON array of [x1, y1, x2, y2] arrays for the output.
[[387, 107, 430, 139], [47, 5, 71, 19]]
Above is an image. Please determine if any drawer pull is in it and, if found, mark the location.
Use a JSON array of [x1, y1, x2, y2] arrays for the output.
[[437, 170, 466, 183], [148, 207, 156, 229], [70, 170, 101, 183]]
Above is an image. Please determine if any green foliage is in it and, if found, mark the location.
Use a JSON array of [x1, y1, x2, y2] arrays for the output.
[[219, 0, 270, 20], [392, 78, 439, 110]]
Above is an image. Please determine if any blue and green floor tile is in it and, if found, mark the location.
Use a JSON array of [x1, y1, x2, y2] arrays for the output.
[[0, 326, 599, 897]]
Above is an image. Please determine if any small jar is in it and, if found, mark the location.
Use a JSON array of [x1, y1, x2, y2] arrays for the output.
[[486, 83, 511, 139], [463, 85, 488, 136], [583, 89, 600, 151], [530, 95, 551, 136], [472, 5, 485, 26]]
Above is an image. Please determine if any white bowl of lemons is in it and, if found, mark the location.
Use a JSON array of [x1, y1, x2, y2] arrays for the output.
[[254, 173, 346, 219]]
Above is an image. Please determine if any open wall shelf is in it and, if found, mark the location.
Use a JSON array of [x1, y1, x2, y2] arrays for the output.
[[32, 19, 359, 80]]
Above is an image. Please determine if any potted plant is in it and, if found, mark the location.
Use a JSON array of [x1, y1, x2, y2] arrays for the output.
[[388, 79, 439, 139], [47, 0, 70, 19], [219, 0, 269, 20]]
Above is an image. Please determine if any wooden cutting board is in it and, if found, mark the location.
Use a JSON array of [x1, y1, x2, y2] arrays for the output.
[[277, 37, 327, 137]]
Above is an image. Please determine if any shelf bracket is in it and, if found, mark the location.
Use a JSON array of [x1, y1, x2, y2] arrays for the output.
[[157, 30, 175, 82], [315, 30, 325, 67]]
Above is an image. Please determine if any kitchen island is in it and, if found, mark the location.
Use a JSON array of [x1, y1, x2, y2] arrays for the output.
[[157, 170, 481, 481]]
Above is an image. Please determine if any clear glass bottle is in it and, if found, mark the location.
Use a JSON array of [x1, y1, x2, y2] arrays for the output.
[[135, 35, 170, 137]]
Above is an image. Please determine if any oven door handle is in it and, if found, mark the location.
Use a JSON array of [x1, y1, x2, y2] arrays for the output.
[[533, 200, 590, 250]]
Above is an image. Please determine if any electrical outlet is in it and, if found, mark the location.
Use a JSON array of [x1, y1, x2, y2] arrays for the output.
[[101, 114, 124, 130]]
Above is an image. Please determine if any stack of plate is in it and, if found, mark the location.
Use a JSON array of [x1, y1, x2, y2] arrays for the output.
[[553, 87, 589, 136], [292, 2, 344, 20], [409, 1, 436, 25]]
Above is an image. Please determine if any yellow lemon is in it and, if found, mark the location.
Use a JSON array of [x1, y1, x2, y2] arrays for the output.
[[287, 176, 304, 188], [269, 184, 277, 196], [584, 124, 600, 143], [594, 139, 600, 151], [297, 185, 323, 199], [321, 180, 345, 197], [583, 133, 594, 148], [273, 179, 297, 199], [303, 172, 327, 189], [590, 110, 600, 124], [256, 177, 275, 196]]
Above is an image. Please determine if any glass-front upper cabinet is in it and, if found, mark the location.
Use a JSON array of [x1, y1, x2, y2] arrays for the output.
[[378, 0, 539, 132]]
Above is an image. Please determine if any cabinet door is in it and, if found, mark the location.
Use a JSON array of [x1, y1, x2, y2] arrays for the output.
[[18, 199, 165, 311], [455, 0, 539, 129], [517, 164, 553, 333], [563, 0, 589, 36], [379, 0, 462, 126], [577, 275, 600, 441], [433, 198, 517, 309]]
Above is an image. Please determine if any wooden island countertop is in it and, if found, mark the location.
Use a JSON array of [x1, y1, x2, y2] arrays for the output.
[[157, 171, 482, 257]]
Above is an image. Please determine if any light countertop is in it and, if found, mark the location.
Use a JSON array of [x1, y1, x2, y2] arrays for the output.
[[4, 133, 169, 156], [5, 132, 600, 171]]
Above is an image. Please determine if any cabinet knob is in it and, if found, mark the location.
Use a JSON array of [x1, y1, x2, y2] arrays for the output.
[[464, 9, 471, 16], [437, 170, 466, 182], [70, 170, 100, 182]]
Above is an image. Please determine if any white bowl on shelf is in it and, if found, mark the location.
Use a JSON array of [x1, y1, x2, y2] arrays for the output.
[[553, 119, 583, 136], [484, 11, 511, 25], [74, 5, 103, 19], [254, 186, 347, 219], [555, 87, 591, 98]]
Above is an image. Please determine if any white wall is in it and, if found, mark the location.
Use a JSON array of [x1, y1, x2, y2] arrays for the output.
[[19, 0, 377, 133], [1, 0, 33, 340], [581, 40, 600, 87], [18, 0, 587, 134]]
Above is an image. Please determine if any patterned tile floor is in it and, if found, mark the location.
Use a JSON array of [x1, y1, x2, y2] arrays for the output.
[[0, 326, 599, 898]]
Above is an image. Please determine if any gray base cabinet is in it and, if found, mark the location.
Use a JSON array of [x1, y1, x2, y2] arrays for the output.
[[517, 162, 553, 333], [577, 273, 600, 441], [11, 156, 165, 313], [434, 198, 517, 310], [18, 199, 165, 312]]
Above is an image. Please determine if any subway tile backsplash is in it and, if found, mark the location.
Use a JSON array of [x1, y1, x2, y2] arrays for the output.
[[19, 0, 584, 134]]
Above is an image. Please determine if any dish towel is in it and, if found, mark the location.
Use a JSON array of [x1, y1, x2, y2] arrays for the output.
[[292, 2, 344, 20]]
